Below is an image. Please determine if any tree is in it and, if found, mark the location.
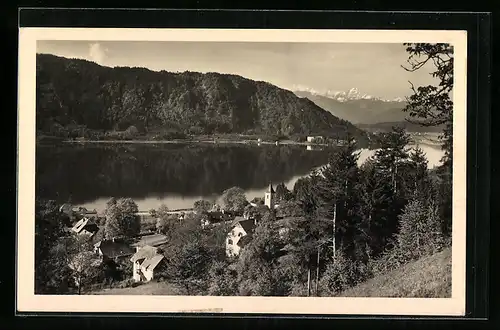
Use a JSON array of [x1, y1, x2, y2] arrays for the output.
[[35, 199, 72, 294], [236, 219, 286, 296], [316, 138, 365, 260], [276, 199, 305, 218], [395, 198, 444, 263], [373, 126, 411, 195], [318, 251, 370, 296], [218, 186, 248, 214], [193, 199, 213, 214], [402, 43, 453, 170], [405, 146, 431, 201], [402, 43, 454, 240], [163, 230, 212, 295], [104, 198, 140, 239], [154, 204, 179, 236], [243, 203, 271, 222], [51, 235, 101, 294], [357, 160, 396, 258], [207, 260, 238, 296], [275, 182, 293, 203]]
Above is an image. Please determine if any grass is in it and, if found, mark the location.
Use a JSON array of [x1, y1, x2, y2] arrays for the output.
[[89, 281, 184, 295], [340, 248, 452, 298]]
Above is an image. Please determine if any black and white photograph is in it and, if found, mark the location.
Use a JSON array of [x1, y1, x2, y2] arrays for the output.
[[17, 28, 467, 315]]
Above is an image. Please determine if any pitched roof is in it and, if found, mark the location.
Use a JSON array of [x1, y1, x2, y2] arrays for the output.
[[72, 217, 90, 233], [140, 254, 165, 271], [231, 216, 247, 227], [237, 234, 253, 247], [97, 240, 135, 259], [82, 223, 99, 234], [236, 219, 256, 235], [131, 234, 168, 248], [266, 183, 275, 193], [130, 245, 158, 263]]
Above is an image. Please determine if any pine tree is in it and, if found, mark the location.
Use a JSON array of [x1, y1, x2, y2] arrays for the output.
[[374, 126, 411, 196], [405, 146, 431, 202], [357, 160, 396, 258], [395, 197, 444, 263], [315, 137, 364, 260]]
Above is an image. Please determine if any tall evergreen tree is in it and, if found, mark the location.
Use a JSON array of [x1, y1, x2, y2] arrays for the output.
[[315, 137, 365, 260], [357, 160, 396, 258], [395, 198, 444, 263]]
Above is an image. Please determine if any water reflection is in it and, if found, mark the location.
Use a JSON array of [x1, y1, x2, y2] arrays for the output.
[[36, 143, 331, 210], [36, 142, 444, 212]]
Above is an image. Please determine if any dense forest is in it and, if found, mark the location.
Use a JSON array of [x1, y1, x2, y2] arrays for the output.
[[36, 54, 367, 142]]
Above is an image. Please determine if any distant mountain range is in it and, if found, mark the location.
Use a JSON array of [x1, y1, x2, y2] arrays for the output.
[[36, 54, 367, 142], [293, 89, 409, 125], [293, 86, 405, 103]]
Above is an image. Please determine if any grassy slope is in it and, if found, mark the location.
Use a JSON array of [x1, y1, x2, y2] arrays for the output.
[[89, 281, 184, 295], [340, 248, 452, 298]]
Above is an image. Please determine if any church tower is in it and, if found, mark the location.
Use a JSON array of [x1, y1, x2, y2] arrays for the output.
[[264, 183, 275, 209]]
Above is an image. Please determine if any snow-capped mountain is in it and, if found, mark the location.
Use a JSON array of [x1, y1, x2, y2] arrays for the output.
[[292, 85, 405, 103], [293, 87, 408, 125]]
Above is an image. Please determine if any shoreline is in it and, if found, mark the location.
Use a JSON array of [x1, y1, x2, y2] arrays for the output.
[[58, 139, 331, 147]]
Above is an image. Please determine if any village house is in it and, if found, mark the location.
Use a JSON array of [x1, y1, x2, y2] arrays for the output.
[[130, 245, 166, 282], [306, 135, 324, 144], [225, 217, 258, 257], [129, 233, 168, 282], [71, 217, 99, 237], [93, 238, 135, 261]]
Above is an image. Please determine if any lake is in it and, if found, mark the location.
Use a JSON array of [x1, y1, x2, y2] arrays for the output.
[[35, 142, 444, 212]]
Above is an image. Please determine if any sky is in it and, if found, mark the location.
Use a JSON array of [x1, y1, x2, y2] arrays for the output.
[[37, 40, 439, 100]]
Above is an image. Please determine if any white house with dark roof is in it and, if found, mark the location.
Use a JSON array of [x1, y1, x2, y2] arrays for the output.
[[130, 245, 165, 282], [226, 216, 258, 257]]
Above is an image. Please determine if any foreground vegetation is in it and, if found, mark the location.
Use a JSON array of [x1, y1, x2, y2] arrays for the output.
[[340, 247, 451, 298]]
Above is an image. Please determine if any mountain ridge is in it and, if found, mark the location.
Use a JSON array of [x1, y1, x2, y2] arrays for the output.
[[293, 90, 409, 125], [36, 54, 368, 143], [292, 85, 405, 103]]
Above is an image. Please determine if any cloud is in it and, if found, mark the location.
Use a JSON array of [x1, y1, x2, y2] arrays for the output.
[[88, 42, 107, 64]]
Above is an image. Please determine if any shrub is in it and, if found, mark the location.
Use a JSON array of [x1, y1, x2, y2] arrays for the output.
[[318, 252, 371, 296]]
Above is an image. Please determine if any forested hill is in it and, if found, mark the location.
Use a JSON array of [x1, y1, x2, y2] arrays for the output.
[[36, 54, 367, 140]]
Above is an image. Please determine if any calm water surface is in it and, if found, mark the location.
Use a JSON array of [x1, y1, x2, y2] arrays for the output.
[[36, 142, 444, 212]]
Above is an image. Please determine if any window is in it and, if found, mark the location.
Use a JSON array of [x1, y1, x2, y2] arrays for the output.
[[228, 239, 233, 245]]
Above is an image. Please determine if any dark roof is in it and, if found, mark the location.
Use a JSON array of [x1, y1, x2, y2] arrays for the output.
[[90, 227, 105, 245], [131, 234, 168, 248], [237, 234, 253, 247], [82, 223, 99, 234], [266, 183, 275, 193], [236, 219, 256, 235], [97, 240, 135, 259]]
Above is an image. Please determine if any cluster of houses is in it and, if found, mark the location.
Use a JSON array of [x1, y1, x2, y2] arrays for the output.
[[62, 205, 169, 283], [60, 183, 301, 285]]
